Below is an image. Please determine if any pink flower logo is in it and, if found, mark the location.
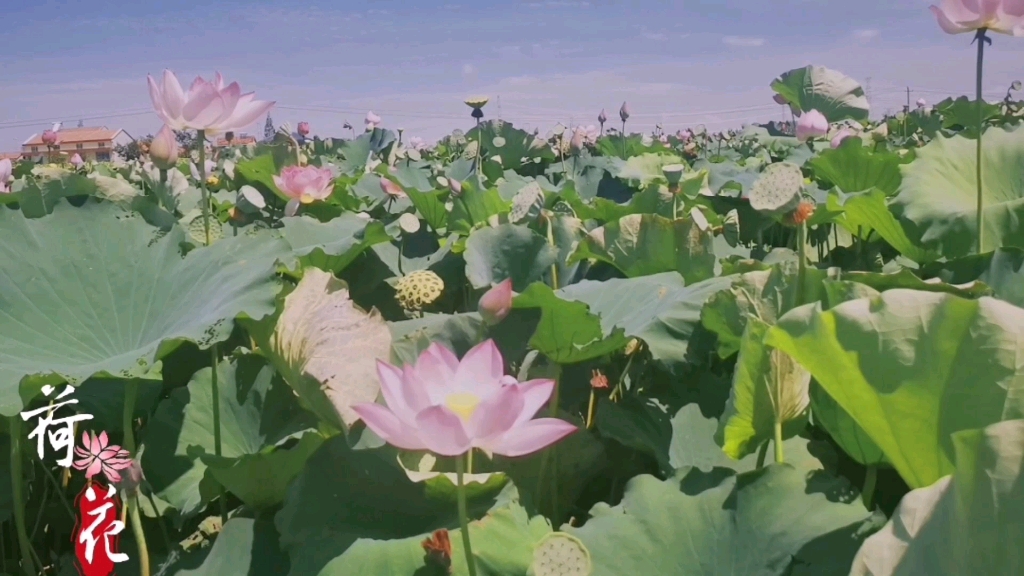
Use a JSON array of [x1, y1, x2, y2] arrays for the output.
[[73, 432, 132, 484]]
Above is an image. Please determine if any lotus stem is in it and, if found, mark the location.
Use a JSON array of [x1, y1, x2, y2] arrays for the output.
[[474, 117, 482, 180], [796, 221, 807, 306], [210, 346, 226, 525], [621, 120, 627, 158], [773, 420, 784, 464], [755, 441, 768, 470], [975, 29, 988, 254], [197, 129, 212, 246], [546, 216, 560, 290], [9, 418, 38, 576], [862, 465, 878, 510], [455, 455, 478, 576], [123, 382, 151, 576], [585, 389, 596, 430]]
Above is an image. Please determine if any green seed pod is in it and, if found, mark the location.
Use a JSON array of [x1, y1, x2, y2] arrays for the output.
[[748, 162, 803, 217], [188, 217, 222, 245], [528, 532, 592, 576], [510, 182, 545, 223], [723, 209, 741, 247]]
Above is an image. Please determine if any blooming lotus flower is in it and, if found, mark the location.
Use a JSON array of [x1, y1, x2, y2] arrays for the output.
[[41, 130, 59, 146], [147, 70, 275, 134], [366, 111, 381, 130], [619, 102, 630, 122], [478, 279, 513, 325], [831, 128, 855, 148], [274, 165, 334, 205], [297, 121, 310, 136], [69, 153, 84, 168], [409, 136, 427, 150], [72, 431, 132, 484], [930, 0, 1024, 35], [0, 158, 11, 193], [796, 109, 829, 141], [352, 340, 577, 457], [380, 177, 406, 198], [149, 124, 179, 170]]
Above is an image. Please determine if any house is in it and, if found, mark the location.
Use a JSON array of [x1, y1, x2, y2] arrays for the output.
[[21, 126, 135, 163], [0, 152, 22, 162], [213, 133, 258, 149]]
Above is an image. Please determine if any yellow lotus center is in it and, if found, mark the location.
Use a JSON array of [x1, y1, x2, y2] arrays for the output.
[[300, 193, 315, 204], [445, 392, 481, 421]]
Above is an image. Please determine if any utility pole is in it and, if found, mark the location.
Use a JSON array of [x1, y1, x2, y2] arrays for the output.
[[865, 77, 872, 108], [497, 95, 502, 121]]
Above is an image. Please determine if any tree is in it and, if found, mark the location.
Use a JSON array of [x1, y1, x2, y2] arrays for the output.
[[113, 134, 153, 161], [263, 114, 276, 142], [174, 130, 196, 151]]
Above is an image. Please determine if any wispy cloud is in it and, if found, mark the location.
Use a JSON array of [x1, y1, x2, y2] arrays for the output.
[[641, 30, 668, 41], [722, 36, 765, 47], [852, 29, 881, 41]]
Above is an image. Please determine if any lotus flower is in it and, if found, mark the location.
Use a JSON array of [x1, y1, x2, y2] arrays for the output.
[[478, 279, 513, 325], [69, 153, 84, 169], [831, 128, 855, 148], [929, 0, 1024, 35], [72, 431, 132, 484], [581, 124, 600, 145], [0, 158, 11, 193], [189, 160, 217, 181], [274, 164, 333, 206], [147, 70, 274, 134], [409, 136, 427, 150], [795, 109, 829, 141], [297, 121, 310, 136], [448, 178, 463, 197], [380, 177, 406, 198], [569, 128, 585, 152], [149, 125, 179, 170], [366, 111, 381, 130], [352, 340, 577, 457], [619, 102, 630, 122], [916, 98, 928, 108], [41, 130, 59, 146]]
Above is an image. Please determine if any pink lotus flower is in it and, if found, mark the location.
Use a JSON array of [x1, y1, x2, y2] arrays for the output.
[[478, 279, 513, 325], [147, 70, 275, 134], [380, 177, 406, 198], [916, 98, 928, 108], [0, 158, 11, 193], [273, 165, 334, 205], [149, 124, 180, 170], [366, 111, 382, 131], [297, 121, 310, 136], [72, 431, 132, 484], [70, 153, 84, 168], [41, 130, 59, 146], [352, 340, 576, 457], [930, 0, 1024, 35], [796, 109, 829, 142], [408, 136, 427, 150], [831, 128, 855, 148], [448, 178, 463, 197]]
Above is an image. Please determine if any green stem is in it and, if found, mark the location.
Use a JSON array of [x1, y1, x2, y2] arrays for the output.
[[585, 389, 596, 430], [773, 420, 785, 464], [755, 441, 769, 470], [621, 121, 627, 158], [123, 382, 139, 453], [975, 29, 987, 254], [123, 382, 151, 576], [34, 450, 75, 523], [466, 449, 473, 475], [474, 118, 482, 179], [455, 455, 478, 576], [796, 221, 807, 306], [197, 129, 212, 246], [9, 418, 38, 576], [211, 345, 226, 525], [546, 217, 560, 290], [862, 465, 878, 511], [128, 497, 150, 576]]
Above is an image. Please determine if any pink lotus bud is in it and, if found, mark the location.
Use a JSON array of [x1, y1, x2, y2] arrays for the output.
[[830, 128, 855, 149], [570, 128, 585, 152], [297, 121, 310, 136], [916, 98, 926, 108], [365, 111, 381, 130], [149, 124, 180, 170], [619, 102, 630, 122], [773, 94, 787, 105], [0, 158, 12, 193], [41, 130, 59, 146], [598, 109, 607, 124], [795, 109, 829, 142], [448, 178, 463, 197], [70, 153, 84, 168], [478, 279, 513, 325], [380, 177, 406, 198]]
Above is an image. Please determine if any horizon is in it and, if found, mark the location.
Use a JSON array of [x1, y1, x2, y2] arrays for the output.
[[4, 0, 1024, 151]]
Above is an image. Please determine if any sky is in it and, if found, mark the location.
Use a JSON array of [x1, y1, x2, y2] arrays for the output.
[[3, 0, 1024, 150]]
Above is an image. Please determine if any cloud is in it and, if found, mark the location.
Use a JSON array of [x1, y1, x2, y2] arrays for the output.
[[722, 36, 765, 47], [462, 63, 476, 76], [853, 29, 881, 41], [641, 31, 668, 41]]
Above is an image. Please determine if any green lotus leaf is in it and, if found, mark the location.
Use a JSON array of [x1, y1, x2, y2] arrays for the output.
[[771, 65, 870, 122], [569, 213, 715, 284], [827, 188, 940, 264], [850, 419, 1024, 576], [766, 290, 1024, 488], [157, 517, 290, 576], [568, 465, 874, 576], [808, 137, 905, 195], [0, 201, 287, 416], [920, 247, 1024, 308], [893, 124, 1024, 258], [464, 223, 559, 291], [279, 213, 390, 274]]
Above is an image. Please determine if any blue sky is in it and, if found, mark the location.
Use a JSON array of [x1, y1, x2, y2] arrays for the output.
[[3, 0, 1024, 150]]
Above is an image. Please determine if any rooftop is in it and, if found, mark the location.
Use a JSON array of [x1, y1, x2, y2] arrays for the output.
[[22, 126, 123, 147]]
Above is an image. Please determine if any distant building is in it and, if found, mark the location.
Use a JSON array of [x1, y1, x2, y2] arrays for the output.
[[21, 126, 134, 163], [0, 152, 23, 162], [213, 133, 258, 148]]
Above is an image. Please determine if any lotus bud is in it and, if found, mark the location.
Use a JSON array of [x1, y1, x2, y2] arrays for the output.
[[830, 128, 854, 149], [598, 109, 607, 124], [41, 130, 59, 146], [149, 124, 179, 170], [297, 121, 310, 136], [0, 158, 11, 193], [448, 178, 463, 197], [619, 102, 630, 122], [365, 111, 381, 130], [343, 121, 353, 130], [1012, 80, 1022, 92], [70, 153, 84, 169], [916, 98, 926, 108], [380, 177, 406, 198], [570, 128, 585, 152], [773, 94, 787, 105], [795, 109, 828, 142], [115, 457, 146, 495], [478, 278, 513, 325]]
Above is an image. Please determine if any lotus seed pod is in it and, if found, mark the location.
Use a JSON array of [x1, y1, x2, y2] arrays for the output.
[[662, 164, 685, 185], [394, 270, 445, 311], [510, 182, 545, 223], [398, 213, 421, 234], [723, 209, 740, 247], [748, 162, 804, 217], [528, 532, 592, 576], [188, 216, 222, 245]]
